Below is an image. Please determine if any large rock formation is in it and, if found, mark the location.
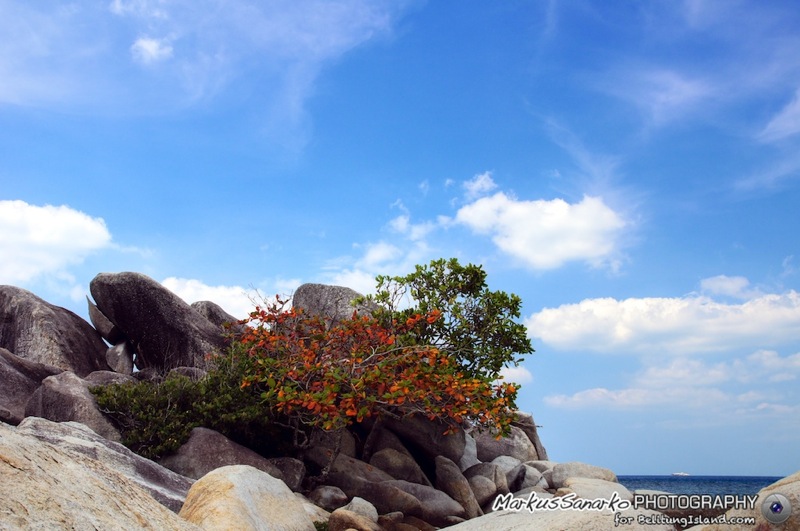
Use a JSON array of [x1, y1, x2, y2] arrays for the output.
[[160, 427, 304, 490], [292, 283, 377, 326], [179, 465, 316, 530], [24, 370, 122, 442], [15, 417, 194, 513], [0, 346, 62, 424], [0, 419, 198, 529], [550, 461, 618, 489], [89, 272, 226, 371], [0, 285, 109, 376], [474, 425, 538, 463]]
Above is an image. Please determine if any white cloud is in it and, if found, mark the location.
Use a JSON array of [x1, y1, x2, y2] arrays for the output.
[[635, 358, 730, 388], [732, 350, 800, 383], [544, 386, 728, 409], [600, 68, 712, 127], [0, 0, 405, 138], [456, 193, 625, 270], [463, 171, 497, 199], [498, 365, 534, 386], [131, 36, 173, 65], [700, 274, 761, 299], [324, 238, 433, 295], [389, 214, 437, 242], [544, 347, 800, 411], [161, 277, 255, 319], [758, 88, 800, 142], [0, 200, 111, 284], [527, 290, 800, 355]]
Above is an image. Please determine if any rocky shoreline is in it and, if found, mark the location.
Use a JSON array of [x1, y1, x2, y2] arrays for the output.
[[1, 273, 797, 530]]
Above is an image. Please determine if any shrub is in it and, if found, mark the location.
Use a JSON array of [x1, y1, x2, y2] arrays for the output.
[[238, 298, 520, 439], [91, 347, 294, 460]]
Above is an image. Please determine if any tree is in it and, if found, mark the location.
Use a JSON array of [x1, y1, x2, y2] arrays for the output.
[[238, 299, 518, 437], [360, 258, 534, 380]]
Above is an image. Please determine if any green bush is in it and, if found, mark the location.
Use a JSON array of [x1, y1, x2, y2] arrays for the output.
[[91, 345, 295, 460]]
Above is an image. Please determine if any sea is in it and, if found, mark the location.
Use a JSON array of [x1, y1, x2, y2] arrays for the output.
[[617, 475, 783, 496]]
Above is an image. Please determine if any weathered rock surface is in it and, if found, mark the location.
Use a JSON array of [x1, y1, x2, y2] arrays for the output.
[[458, 431, 481, 472], [268, 456, 307, 492], [106, 341, 135, 374], [310, 426, 358, 458], [550, 461, 618, 489], [352, 481, 423, 518], [556, 477, 633, 501], [24, 370, 122, 442], [89, 272, 226, 371], [308, 485, 348, 511], [370, 447, 431, 486], [474, 425, 538, 463], [84, 369, 136, 386], [0, 285, 109, 376], [435, 455, 483, 519], [342, 496, 379, 522], [383, 479, 466, 527], [468, 474, 499, 508], [160, 426, 285, 482], [305, 445, 395, 490], [0, 346, 62, 424], [15, 417, 194, 513], [0, 420, 198, 529], [464, 462, 510, 496], [328, 508, 382, 531], [512, 411, 548, 461], [384, 414, 466, 465], [191, 300, 245, 331], [292, 283, 376, 326], [87, 295, 124, 344], [179, 465, 316, 531]]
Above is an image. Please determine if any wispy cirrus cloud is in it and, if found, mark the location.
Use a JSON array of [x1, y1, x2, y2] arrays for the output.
[[544, 348, 800, 411], [758, 88, 800, 143], [0, 1, 407, 146]]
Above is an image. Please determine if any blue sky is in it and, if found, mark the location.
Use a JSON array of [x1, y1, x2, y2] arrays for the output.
[[2, 1, 799, 476]]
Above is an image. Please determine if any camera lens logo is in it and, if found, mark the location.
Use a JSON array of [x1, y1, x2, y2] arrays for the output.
[[761, 493, 792, 525]]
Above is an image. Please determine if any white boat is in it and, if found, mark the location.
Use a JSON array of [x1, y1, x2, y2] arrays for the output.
[[671, 472, 690, 477]]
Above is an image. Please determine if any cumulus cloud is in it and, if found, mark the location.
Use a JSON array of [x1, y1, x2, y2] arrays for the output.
[[758, 88, 800, 142], [131, 36, 173, 65], [324, 238, 433, 295], [161, 277, 256, 319], [498, 365, 534, 386], [456, 193, 625, 270], [700, 274, 761, 299], [463, 171, 498, 199], [0, 200, 111, 284], [527, 290, 800, 355]]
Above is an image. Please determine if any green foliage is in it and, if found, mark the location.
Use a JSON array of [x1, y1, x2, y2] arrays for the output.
[[91, 346, 294, 460], [238, 302, 520, 438], [313, 522, 329, 531], [361, 258, 534, 380]]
